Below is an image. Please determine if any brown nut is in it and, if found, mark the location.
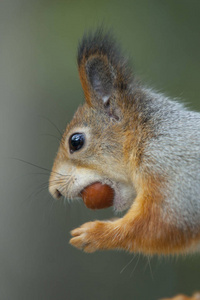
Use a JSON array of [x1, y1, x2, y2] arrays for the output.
[[81, 182, 114, 209]]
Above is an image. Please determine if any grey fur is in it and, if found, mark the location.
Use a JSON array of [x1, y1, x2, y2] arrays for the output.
[[140, 88, 200, 231]]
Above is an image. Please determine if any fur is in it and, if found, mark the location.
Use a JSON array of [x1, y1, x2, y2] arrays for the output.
[[49, 29, 200, 255]]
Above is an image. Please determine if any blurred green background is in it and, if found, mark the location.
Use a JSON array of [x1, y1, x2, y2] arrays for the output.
[[1, 1, 200, 300]]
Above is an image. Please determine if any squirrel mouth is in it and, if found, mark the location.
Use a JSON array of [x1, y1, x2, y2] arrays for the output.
[[80, 182, 115, 210]]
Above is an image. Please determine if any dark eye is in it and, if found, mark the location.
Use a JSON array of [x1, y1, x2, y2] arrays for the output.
[[69, 133, 85, 153]]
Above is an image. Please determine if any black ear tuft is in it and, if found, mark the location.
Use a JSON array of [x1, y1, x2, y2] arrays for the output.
[[78, 28, 119, 65], [77, 28, 133, 107]]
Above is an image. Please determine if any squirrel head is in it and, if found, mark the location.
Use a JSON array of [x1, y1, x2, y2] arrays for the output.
[[49, 29, 137, 211]]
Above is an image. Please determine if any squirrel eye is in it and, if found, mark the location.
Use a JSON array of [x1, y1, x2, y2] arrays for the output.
[[69, 133, 85, 153]]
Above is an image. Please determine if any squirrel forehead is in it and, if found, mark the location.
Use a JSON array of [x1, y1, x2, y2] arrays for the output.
[[64, 103, 111, 135]]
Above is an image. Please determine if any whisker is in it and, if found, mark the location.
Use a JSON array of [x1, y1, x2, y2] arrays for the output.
[[26, 182, 50, 202], [120, 255, 135, 274], [40, 116, 63, 138], [130, 254, 141, 278], [40, 133, 62, 143], [10, 157, 69, 177], [21, 179, 66, 206], [47, 197, 56, 216], [49, 178, 70, 184], [147, 256, 154, 280], [33, 184, 50, 199]]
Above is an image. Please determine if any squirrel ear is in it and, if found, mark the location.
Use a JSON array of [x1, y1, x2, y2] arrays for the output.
[[85, 57, 114, 105], [77, 29, 132, 108]]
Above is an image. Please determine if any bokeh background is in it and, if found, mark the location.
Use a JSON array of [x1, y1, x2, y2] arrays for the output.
[[1, 1, 200, 299]]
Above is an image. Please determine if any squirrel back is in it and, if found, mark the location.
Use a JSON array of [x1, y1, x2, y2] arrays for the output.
[[49, 28, 200, 255]]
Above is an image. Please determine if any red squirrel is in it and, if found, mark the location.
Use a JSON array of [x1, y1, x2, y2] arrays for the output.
[[49, 29, 200, 259]]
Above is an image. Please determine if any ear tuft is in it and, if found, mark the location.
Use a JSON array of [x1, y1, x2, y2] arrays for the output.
[[77, 28, 133, 107]]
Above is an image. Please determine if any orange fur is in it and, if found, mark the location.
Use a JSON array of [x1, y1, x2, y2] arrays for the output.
[[70, 174, 200, 254], [78, 60, 91, 105]]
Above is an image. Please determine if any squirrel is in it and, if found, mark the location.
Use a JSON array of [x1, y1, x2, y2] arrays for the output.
[[49, 28, 200, 256]]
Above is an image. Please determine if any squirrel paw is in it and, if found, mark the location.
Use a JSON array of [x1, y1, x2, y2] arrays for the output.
[[70, 221, 111, 253]]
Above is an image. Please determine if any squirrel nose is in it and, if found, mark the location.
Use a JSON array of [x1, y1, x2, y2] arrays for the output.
[[49, 186, 63, 200], [55, 189, 62, 199]]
